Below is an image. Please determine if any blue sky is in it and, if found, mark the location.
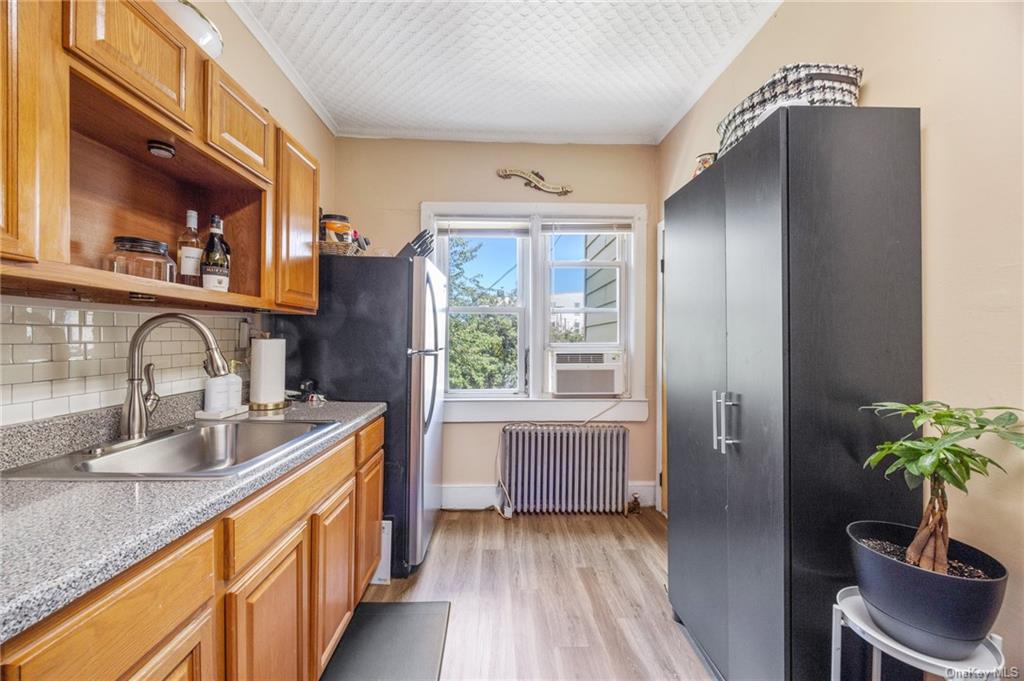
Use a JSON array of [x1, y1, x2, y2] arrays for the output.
[[460, 236, 585, 295]]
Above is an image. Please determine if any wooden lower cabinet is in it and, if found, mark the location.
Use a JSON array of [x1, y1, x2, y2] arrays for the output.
[[127, 608, 216, 681], [310, 478, 357, 677], [0, 417, 384, 681], [226, 523, 309, 681], [355, 449, 385, 599]]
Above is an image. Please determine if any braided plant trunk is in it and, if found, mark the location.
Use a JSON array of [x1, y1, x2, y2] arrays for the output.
[[906, 476, 949, 574]]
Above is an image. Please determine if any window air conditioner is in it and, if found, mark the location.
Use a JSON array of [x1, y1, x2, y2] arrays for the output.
[[549, 351, 626, 397]]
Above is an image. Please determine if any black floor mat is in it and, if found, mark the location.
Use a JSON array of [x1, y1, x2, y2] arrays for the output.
[[321, 601, 451, 681]]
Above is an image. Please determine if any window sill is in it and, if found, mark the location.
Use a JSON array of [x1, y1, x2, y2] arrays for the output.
[[443, 397, 648, 423]]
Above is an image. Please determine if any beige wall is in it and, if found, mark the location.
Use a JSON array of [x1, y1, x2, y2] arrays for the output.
[[333, 138, 660, 483], [657, 1, 1024, 665], [199, 2, 335, 202]]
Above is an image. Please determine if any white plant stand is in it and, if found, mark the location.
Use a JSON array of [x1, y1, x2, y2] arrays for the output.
[[831, 586, 1005, 681]]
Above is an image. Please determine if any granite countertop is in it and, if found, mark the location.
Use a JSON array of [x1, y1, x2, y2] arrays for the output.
[[0, 400, 386, 644]]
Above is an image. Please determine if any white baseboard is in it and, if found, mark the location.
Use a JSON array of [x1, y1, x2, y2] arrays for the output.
[[441, 484, 501, 510], [440, 481, 657, 510]]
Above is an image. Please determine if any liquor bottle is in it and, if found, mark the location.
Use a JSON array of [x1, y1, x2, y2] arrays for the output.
[[201, 215, 230, 292], [176, 210, 202, 286]]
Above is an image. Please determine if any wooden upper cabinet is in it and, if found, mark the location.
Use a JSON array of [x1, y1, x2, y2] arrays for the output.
[[205, 61, 274, 182], [1, 0, 39, 262], [355, 449, 385, 599], [63, 0, 201, 132], [274, 128, 320, 310], [310, 479, 357, 677], [226, 524, 309, 681]]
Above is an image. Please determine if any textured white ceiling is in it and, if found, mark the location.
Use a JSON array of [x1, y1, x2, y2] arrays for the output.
[[229, 1, 779, 144]]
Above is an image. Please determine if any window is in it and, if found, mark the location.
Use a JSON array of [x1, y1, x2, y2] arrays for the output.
[[433, 207, 642, 407]]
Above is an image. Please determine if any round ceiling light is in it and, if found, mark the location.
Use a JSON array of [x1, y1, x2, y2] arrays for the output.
[[156, 0, 224, 59], [147, 140, 176, 159]]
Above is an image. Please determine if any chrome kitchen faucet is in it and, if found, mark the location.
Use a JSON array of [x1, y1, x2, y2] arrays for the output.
[[122, 313, 230, 439]]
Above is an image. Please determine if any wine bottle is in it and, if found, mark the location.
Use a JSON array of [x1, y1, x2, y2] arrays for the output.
[[176, 209, 202, 286], [201, 215, 230, 292]]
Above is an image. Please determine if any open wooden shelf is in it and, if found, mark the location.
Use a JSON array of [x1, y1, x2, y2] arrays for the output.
[[64, 72, 269, 302], [0, 261, 270, 310]]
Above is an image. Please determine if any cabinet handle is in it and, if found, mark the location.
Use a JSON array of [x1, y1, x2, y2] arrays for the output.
[[712, 390, 720, 452]]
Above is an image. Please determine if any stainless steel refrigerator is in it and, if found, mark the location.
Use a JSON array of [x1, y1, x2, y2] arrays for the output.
[[272, 255, 446, 576]]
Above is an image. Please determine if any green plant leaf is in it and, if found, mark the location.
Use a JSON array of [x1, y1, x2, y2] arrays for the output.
[[937, 463, 969, 493], [884, 459, 906, 478], [903, 469, 923, 489]]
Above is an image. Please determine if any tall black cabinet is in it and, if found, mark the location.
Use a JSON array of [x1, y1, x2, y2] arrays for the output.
[[665, 107, 923, 680]]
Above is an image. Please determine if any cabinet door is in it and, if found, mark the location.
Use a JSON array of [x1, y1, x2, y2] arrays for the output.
[[63, 0, 200, 131], [227, 524, 309, 681], [274, 128, 319, 310], [723, 111, 787, 681], [355, 449, 384, 599], [310, 479, 356, 677], [1, 0, 39, 261], [205, 61, 274, 182], [127, 608, 216, 681], [663, 160, 729, 678]]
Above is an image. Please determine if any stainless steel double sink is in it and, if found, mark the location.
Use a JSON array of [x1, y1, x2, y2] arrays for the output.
[[1, 420, 340, 481]]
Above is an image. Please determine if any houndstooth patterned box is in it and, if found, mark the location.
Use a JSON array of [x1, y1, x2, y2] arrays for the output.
[[717, 63, 863, 154]]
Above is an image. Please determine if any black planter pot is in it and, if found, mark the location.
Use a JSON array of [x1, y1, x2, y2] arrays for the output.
[[847, 520, 1007, 660]]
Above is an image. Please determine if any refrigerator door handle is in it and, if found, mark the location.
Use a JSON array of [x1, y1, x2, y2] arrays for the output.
[[425, 352, 439, 429], [720, 392, 739, 453], [712, 389, 721, 452]]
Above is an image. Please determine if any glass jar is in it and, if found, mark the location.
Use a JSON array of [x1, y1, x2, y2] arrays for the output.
[[103, 236, 177, 282]]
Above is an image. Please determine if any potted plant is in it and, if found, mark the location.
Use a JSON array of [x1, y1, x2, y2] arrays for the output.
[[848, 401, 1022, 659]]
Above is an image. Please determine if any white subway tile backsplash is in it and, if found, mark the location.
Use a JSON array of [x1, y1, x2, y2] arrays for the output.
[[0, 297, 253, 426], [100, 358, 127, 374], [52, 378, 86, 397], [13, 306, 53, 324], [33, 396, 69, 419], [85, 343, 115, 360], [1, 364, 34, 385], [68, 359, 102, 378], [31, 326, 68, 344], [100, 326, 128, 342], [68, 392, 101, 412], [52, 343, 87, 361], [82, 310, 114, 326], [53, 309, 82, 325], [33, 362, 69, 381], [85, 374, 114, 393], [12, 381, 51, 403], [12, 344, 51, 364], [1, 325, 33, 344], [100, 388, 127, 407], [0, 402, 33, 424]]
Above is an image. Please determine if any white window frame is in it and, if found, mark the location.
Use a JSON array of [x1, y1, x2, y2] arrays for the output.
[[436, 229, 530, 397], [423, 202, 648, 423]]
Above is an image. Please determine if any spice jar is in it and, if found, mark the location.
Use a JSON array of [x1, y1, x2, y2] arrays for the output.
[[321, 214, 353, 242], [103, 236, 177, 282]]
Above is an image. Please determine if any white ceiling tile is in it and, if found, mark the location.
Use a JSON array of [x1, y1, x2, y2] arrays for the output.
[[230, 1, 779, 144]]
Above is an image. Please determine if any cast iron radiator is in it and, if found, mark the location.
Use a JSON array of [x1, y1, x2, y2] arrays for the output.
[[501, 424, 629, 514]]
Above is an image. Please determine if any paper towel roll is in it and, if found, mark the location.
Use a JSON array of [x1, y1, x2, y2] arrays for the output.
[[250, 338, 286, 409]]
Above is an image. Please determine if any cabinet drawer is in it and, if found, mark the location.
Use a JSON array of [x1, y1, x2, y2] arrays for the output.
[[205, 61, 274, 182], [0, 530, 215, 681], [356, 417, 384, 465], [223, 437, 355, 578], [64, 0, 201, 131]]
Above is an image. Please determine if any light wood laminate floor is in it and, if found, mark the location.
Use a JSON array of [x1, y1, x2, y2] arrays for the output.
[[365, 510, 713, 680]]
